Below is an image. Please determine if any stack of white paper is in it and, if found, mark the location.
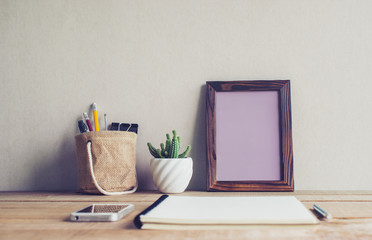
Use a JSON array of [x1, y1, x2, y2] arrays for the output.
[[135, 195, 318, 230]]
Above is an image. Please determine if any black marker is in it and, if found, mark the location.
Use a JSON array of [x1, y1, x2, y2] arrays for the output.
[[78, 120, 89, 133]]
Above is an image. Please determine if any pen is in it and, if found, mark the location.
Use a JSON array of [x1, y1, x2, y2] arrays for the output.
[[78, 120, 89, 133], [83, 112, 93, 132], [313, 204, 332, 219], [92, 103, 99, 131], [104, 113, 107, 131]]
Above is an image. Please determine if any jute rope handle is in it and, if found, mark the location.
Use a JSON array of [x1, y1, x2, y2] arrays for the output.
[[86, 141, 137, 195]]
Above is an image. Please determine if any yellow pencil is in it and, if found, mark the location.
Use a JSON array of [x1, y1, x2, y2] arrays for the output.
[[92, 103, 99, 131]]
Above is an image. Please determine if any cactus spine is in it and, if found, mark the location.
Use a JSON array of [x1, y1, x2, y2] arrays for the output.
[[147, 130, 191, 159]]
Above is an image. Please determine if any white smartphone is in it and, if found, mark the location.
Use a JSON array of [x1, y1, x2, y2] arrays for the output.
[[70, 204, 134, 222]]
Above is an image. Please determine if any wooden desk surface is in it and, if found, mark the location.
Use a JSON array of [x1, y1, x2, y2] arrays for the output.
[[1, 191, 372, 239]]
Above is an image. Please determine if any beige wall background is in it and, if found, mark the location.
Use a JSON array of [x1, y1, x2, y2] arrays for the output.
[[1, 0, 371, 191]]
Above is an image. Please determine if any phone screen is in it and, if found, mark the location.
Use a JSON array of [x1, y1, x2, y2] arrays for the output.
[[77, 205, 130, 213]]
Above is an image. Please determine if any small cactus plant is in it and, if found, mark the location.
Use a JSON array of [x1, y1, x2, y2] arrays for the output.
[[147, 130, 191, 158]]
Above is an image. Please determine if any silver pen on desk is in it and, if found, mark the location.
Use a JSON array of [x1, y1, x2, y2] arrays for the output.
[[313, 204, 332, 219]]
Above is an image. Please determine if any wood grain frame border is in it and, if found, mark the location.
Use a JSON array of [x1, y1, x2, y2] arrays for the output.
[[206, 80, 294, 191]]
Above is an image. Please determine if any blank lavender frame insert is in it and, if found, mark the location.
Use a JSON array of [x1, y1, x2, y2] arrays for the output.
[[216, 91, 281, 181], [206, 81, 294, 191]]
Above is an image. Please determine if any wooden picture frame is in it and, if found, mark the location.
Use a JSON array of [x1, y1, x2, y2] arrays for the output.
[[206, 80, 294, 191]]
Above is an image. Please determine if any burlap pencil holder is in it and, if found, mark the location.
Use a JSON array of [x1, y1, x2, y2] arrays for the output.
[[75, 131, 137, 195]]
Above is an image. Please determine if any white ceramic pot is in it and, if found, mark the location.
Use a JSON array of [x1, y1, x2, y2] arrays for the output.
[[150, 157, 193, 194]]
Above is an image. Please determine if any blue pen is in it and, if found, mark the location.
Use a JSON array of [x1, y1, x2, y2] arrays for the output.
[[313, 204, 332, 219]]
